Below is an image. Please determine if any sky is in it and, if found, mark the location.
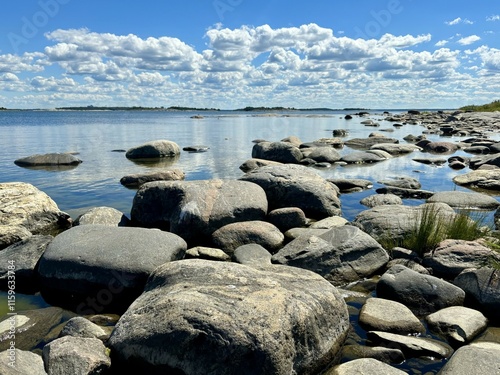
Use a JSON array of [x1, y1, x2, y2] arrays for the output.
[[0, 0, 499, 109]]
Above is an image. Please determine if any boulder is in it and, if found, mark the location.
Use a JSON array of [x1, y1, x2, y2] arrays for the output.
[[344, 137, 398, 150], [378, 177, 421, 190], [427, 191, 500, 210], [125, 139, 181, 159], [0, 225, 32, 251], [267, 207, 307, 232], [0, 349, 47, 375], [232, 244, 273, 268], [359, 297, 425, 334], [211, 221, 284, 255], [426, 306, 488, 346], [412, 157, 448, 165], [131, 179, 268, 245], [360, 194, 403, 208], [14, 153, 82, 167], [251, 141, 303, 163], [42, 336, 111, 375], [0, 182, 71, 248], [423, 240, 500, 279], [240, 164, 341, 219], [437, 342, 500, 375], [370, 143, 421, 155], [272, 225, 389, 285], [182, 145, 209, 152], [108, 259, 350, 375], [326, 358, 407, 375], [376, 265, 465, 315], [0, 235, 53, 293], [327, 179, 373, 193], [375, 186, 434, 199], [281, 135, 303, 146], [417, 141, 459, 154], [239, 158, 282, 172], [366, 331, 453, 359], [339, 345, 405, 366], [184, 246, 231, 262], [58, 317, 109, 340], [309, 216, 348, 229], [351, 203, 455, 243], [469, 154, 500, 169], [340, 150, 391, 164], [38, 225, 187, 313], [453, 169, 500, 191], [120, 169, 185, 187], [301, 147, 341, 163], [453, 267, 500, 323], [73, 206, 129, 227]]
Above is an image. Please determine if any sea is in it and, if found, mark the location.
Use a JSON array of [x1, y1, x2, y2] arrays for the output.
[[0, 109, 498, 372]]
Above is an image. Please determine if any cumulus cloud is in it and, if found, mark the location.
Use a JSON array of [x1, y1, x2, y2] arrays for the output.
[[457, 35, 481, 46], [445, 17, 474, 25], [435, 40, 448, 47], [486, 15, 500, 21]]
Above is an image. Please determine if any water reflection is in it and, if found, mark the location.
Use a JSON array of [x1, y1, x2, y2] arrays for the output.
[[126, 155, 181, 169]]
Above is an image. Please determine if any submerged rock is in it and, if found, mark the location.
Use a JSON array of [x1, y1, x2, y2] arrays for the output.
[[120, 169, 185, 187], [125, 139, 181, 159], [14, 152, 82, 167], [108, 259, 350, 375]]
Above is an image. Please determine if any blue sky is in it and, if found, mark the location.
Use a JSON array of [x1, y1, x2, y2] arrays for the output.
[[0, 0, 499, 109]]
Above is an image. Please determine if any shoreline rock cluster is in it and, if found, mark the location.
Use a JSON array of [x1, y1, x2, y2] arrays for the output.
[[1, 110, 500, 374]]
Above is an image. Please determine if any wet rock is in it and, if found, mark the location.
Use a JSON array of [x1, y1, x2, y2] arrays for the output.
[[251, 141, 303, 163], [328, 178, 373, 193], [131, 179, 268, 245], [14, 153, 82, 167], [437, 342, 500, 375], [344, 137, 398, 150], [427, 190, 500, 210], [378, 177, 421, 190], [73, 206, 129, 226], [341, 150, 392, 164], [412, 157, 448, 165], [267, 207, 307, 232], [360, 194, 403, 208], [426, 306, 488, 346], [469, 153, 500, 169], [182, 145, 209, 152], [212, 220, 284, 255], [326, 358, 407, 374], [0, 182, 72, 248], [108, 259, 350, 375], [417, 140, 459, 154], [423, 239, 500, 279], [301, 147, 341, 163], [38, 225, 187, 313], [359, 297, 425, 334], [453, 169, 500, 191], [120, 169, 185, 187], [0, 235, 53, 293], [375, 186, 434, 199], [184, 246, 231, 262], [453, 267, 500, 323], [42, 336, 111, 375], [272, 225, 389, 286], [0, 349, 47, 375], [239, 158, 283, 172], [370, 143, 422, 155], [376, 265, 465, 315], [240, 164, 341, 219], [125, 139, 181, 159]]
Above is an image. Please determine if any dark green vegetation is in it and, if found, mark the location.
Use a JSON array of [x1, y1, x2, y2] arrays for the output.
[[460, 100, 500, 112], [55, 105, 220, 111], [381, 206, 489, 257]]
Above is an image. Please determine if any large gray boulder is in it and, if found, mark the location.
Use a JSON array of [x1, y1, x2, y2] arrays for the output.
[[351, 203, 456, 242], [251, 141, 303, 163], [360, 194, 403, 208], [344, 137, 398, 150], [340, 150, 391, 164], [0, 182, 72, 249], [108, 259, 350, 375], [38, 225, 187, 313], [131, 179, 268, 245], [326, 358, 407, 375], [239, 158, 283, 172], [212, 221, 284, 254], [240, 164, 341, 219], [272, 225, 389, 285], [14, 152, 82, 167], [120, 169, 185, 187], [453, 267, 500, 323], [437, 342, 500, 375], [73, 206, 129, 227], [125, 139, 181, 159], [423, 239, 500, 279], [453, 169, 500, 191], [301, 147, 341, 163], [42, 336, 111, 375], [427, 191, 500, 210], [0, 348, 47, 375], [377, 265, 465, 316], [0, 235, 53, 293]]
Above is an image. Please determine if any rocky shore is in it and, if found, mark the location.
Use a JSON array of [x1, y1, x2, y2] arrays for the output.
[[1, 110, 500, 374]]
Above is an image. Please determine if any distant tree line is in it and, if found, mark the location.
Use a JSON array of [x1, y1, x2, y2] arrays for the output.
[[460, 100, 500, 112]]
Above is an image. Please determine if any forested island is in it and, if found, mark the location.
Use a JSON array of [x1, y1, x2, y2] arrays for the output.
[[460, 100, 500, 112]]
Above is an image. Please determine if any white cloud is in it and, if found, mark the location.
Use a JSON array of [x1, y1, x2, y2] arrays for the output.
[[457, 35, 481, 46], [435, 40, 448, 47], [445, 17, 474, 25], [486, 15, 500, 21], [0, 73, 19, 81]]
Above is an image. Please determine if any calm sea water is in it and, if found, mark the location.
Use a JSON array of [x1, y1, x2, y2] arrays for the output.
[[2, 109, 494, 222], [1, 110, 498, 372]]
